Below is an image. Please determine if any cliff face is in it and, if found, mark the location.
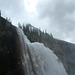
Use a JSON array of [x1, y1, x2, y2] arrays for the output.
[[0, 17, 24, 75], [0, 16, 75, 75], [45, 39, 75, 75], [0, 17, 67, 75]]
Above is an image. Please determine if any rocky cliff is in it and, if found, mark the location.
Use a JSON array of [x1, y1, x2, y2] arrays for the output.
[[0, 16, 24, 75], [45, 39, 75, 75], [0, 16, 75, 75]]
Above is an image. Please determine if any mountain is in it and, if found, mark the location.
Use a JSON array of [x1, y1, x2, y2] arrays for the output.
[[19, 24, 75, 75], [0, 16, 75, 75], [0, 16, 67, 75]]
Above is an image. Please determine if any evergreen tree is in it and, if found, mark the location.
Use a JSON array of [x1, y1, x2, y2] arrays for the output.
[[18, 23, 54, 43], [0, 10, 1, 16]]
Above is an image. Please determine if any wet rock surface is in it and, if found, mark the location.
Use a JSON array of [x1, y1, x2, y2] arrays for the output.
[[0, 17, 24, 75]]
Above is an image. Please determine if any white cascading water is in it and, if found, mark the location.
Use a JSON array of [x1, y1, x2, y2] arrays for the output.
[[17, 28, 67, 75]]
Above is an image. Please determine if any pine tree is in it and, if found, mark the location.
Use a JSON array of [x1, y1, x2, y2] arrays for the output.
[[0, 10, 1, 16]]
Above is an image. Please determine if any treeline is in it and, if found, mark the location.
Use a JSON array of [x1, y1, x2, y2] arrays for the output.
[[18, 23, 53, 43]]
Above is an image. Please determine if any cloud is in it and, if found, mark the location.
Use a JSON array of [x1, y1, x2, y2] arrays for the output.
[[0, 0, 75, 43], [0, 0, 28, 25], [0, 0, 24, 15], [36, 0, 75, 43]]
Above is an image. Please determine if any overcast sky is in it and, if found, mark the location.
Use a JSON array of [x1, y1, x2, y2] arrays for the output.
[[0, 0, 75, 44]]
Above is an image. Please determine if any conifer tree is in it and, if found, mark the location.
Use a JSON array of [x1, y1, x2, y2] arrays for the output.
[[0, 10, 1, 16]]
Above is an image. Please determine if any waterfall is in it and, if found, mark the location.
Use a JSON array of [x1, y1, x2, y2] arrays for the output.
[[17, 28, 67, 75]]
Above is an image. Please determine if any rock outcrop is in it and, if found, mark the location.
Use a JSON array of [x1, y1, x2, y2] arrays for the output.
[[0, 16, 24, 75], [45, 39, 75, 75]]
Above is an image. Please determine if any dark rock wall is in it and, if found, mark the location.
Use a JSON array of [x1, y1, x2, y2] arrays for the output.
[[0, 17, 24, 75]]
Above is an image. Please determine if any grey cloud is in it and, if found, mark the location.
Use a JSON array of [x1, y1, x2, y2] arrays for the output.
[[0, 0, 24, 14], [37, 0, 75, 43], [0, 0, 75, 43], [0, 0, 28, 25]]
